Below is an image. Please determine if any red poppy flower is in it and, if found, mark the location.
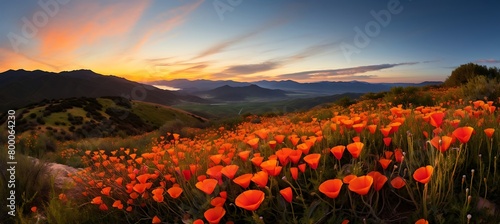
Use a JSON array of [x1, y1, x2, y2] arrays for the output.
[[210, 197, 226, 207], [379, 158, 391, 170], [383, 137, 392, 147], [152, 216, 161, 224], [413, 165, 433, 184], [319, 179, 343, 199], [390, 176, 406, 189], [430, 136, 452, 152], [235, 190, 265, 211]]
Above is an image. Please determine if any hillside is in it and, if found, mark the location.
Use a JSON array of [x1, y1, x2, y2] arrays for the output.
[[0, 69, 208, 112], [194, 84, 292, 101], [3, 96, 207, 141]]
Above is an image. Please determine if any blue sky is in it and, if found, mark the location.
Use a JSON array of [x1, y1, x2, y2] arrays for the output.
[[1, 0, 499, 83]]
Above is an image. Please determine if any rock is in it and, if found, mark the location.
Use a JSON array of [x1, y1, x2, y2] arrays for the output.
[[477, 197, 498, 216]]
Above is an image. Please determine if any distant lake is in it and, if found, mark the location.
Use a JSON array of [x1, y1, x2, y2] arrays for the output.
[[152, 85, 181, 91]]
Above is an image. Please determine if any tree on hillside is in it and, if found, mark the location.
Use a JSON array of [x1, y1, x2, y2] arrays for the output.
[[444, 63, 500, 87]]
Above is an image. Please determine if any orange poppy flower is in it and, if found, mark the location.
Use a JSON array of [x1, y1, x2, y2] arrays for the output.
[[152, 215, 161, 224], [380, 127, 392, 137], [298, 163, 307, 173], [136, 174, 150, 184], [251, 171, 269, 188], [206, 165, 224, 180], [247, 138, 260, 150], [415, 219, 428, 224], [367, 171, 387, 191], [288, 150, 303, 164], [319, 179, 343, 199], [221, 165, 239, 180], [331, 145, 345, 160], [101, 186, 111, 196], [268, 140, 277, 149], [429, 112, 445, 128], [297, 143, 311, 155], [238, 150, 251, 162], [413, 165, 433, 184], [430, 136, 453, 152], [303, 153, 321, 170], [193, 219, 204, 224], [384, 151, 393, 159], [274, 134, 286, 144], [233, 173, 253, 188], [91, 196, 103, 205], [235, 190, 265, 211], [204, 206, 226, 224], [452, 126, 474, 144], [289, 136, 300, 146], [211, 196, 226, 207], [210, 154, 223, 165], [276, 148, 292, 166], [388, 122, 401, 134], [367, 124, 377, 134], [347, 142, 364, 159], [348, 175, 373, 195], [383, 137, 392, 147], [251, 156, 264, 167], [379, 158, 391, 170], [280, 187, 293, 203], [99, 203, 108, 211], [484, 128, 495, 139], [260, 159, 278, 174], [342, 174, 357, 184], [31, 206, 37, 213], [195, 178, 218, 195], [353, 123, 365, 133], [390, 176, 406, 189], [167, 186, 183, 199], [290, 167, 299, 180], [112, 200, 123, 209]]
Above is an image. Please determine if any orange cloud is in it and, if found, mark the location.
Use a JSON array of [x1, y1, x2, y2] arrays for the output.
[[38, 1, 150, 57]]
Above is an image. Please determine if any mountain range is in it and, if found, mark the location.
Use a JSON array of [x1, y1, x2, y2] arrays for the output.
[[148, 79, 442, 95], [0, 69, 207, 111]]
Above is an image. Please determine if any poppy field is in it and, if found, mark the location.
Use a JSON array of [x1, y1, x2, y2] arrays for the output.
[[24, 97, 500, 223]]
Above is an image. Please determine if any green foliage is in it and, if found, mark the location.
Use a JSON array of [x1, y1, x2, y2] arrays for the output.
[[459, 75, 500, 101], [444, 63, 500, 87], [384, 86, 434, 107], [0, 154, 51, 223]]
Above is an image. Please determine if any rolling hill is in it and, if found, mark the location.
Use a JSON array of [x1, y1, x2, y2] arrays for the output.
[[0, 69, 208, 112], [2, 96, 207, 141]]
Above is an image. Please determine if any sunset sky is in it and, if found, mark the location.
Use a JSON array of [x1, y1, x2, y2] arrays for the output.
[[1, 0, 499, 83]]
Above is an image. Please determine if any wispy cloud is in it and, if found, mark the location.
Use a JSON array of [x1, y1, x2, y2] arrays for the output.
[[474, 59, 500, 64], [277, 62, 418, 80], [222, 61, 281, 75]]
